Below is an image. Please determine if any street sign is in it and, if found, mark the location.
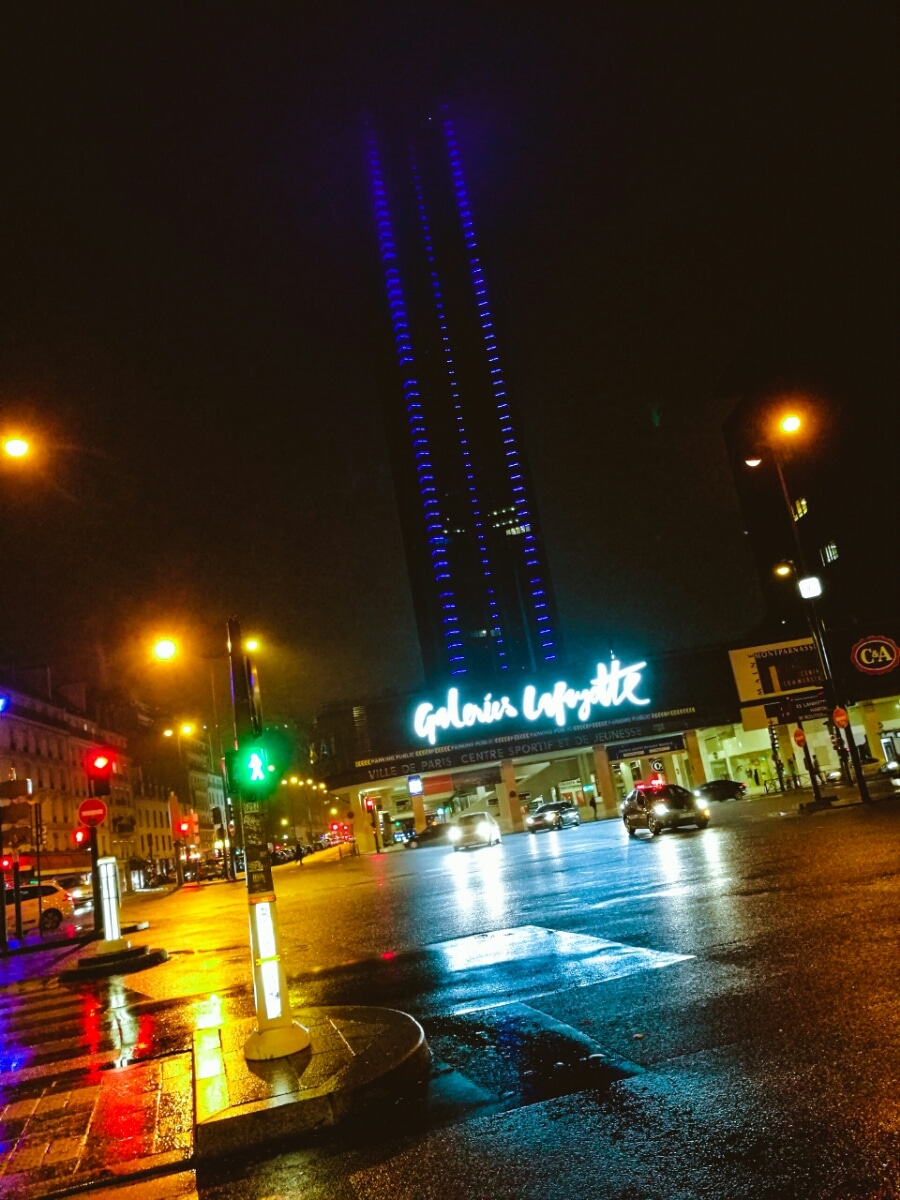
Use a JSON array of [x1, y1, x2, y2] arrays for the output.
[[78, 798, 108, 826], [793, 728, 806, 748], [832, 707, 850, 729]]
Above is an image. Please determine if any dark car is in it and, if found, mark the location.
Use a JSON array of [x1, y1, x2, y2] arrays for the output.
[[622, 783, 710, 838], [525, 801, 581, 833], [405, 823, 453, 849], [694, 778, 747, 803]]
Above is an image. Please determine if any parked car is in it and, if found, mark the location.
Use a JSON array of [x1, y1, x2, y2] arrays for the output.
[[4, 882, 76, 933], [877, 759, 900, 779], [525, 801, 581, 833], [448, 811, 502, 850], [694, 778, 747, 803], [405, 823, 453, 849], [622, 783, 710, 838]]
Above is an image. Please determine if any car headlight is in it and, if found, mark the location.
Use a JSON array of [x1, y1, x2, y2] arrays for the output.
[[652, 803, 669, 816], [477, 822, 490, 837], [700, 806, 710, 816], [448, 827, 461, 841], [525, 816, 534, 825]]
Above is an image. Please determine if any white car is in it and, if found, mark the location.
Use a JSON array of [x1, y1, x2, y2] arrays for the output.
[[448, 811, 502, 850], [4, 881, 76, 933]]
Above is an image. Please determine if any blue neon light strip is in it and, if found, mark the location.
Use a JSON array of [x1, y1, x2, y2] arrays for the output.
[[410, 153, 509, 672], [442, 114, 558, 663], [367, 135, 467, 675]]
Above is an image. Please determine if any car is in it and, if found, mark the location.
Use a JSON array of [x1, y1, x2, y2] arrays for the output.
[[693, 778, 747, 803], [877, 759, 900, 779], [448, 811, 502, 850], [405, 823, 453, 849], [525, 801, 581, 833], [622, 783, 710, 838], [4, 881, 76, 934]]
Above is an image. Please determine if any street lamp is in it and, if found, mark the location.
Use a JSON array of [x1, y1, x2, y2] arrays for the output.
[[3, 437, 30, 458], [747, 414, 870, 802]]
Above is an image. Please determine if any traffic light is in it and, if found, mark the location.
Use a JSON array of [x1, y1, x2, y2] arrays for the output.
[[72, 827, 89, 848], [330, 821, 340, 832], [225, 727, 292, 799], [364, 797, 375, 812], [85, 749, 115, 797], [0, 854, 12, 871], [177, 819, 191, 839]]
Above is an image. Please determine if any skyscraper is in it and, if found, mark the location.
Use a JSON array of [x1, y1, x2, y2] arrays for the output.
[[367, 110, 562, 685]]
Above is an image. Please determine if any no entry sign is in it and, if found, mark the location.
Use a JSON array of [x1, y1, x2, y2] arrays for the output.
[[78, 798, 108, 826], [793, 728, 807, 748], [832, 707, 850, 729]]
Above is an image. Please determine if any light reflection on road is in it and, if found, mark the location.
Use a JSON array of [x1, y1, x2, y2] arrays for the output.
[[446, 844, 510, 925]]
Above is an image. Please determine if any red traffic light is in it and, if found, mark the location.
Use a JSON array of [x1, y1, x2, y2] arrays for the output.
[[178, 819, 190, 837], [85, 748, 115, 796], [0, 855, 12, 871], [330, 822, 340, 832], [364, 797, 375, 811], [72, 827, 89, 847]]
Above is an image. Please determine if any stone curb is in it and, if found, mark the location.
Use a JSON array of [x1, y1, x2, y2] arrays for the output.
[[193, 1005, 429, 1161]]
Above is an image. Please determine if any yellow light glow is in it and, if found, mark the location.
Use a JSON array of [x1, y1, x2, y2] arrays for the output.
[[330, 807, 338, 815], [306, 778, 313, 785], [153, 639, 178, 661], [163, 729, 174, 738], [180, 723, 195, 736], [745, 456, 763, 468], [774, 564, 792, 576], [245, 638, 260, 652], [780, 414, 801, 434], [290, 776, 298, 784], [280, 818, 288, 826], [3, 438, 29, 458]]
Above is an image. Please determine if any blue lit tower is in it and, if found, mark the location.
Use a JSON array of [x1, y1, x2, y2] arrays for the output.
[[367, 111, 563, 686]]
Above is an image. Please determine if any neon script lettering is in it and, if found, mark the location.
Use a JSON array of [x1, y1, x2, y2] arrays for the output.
[[413, 660, 650, 745]]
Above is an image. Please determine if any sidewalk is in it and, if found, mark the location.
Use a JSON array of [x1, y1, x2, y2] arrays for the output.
[[0, 896, 428, 1199]]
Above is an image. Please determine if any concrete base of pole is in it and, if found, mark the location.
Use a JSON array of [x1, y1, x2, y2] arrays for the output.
[[244, 1021, 311, 1061], [59, 945, 169, 981], [87, 937, 131, 956]]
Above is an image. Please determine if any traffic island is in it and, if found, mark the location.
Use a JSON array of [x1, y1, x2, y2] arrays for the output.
[[193, 1005, 429, 1161]]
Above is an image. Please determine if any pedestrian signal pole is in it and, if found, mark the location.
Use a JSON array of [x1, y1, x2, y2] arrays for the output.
[[226, 617, 309, 1061]]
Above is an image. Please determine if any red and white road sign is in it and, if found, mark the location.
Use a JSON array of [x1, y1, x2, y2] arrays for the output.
[[78, 798, 108, 826], [793, 728, 807, 748], [832, 707, 850, 729]]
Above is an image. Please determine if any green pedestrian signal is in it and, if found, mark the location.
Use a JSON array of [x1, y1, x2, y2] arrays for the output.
[[225, 728, 292, 798]]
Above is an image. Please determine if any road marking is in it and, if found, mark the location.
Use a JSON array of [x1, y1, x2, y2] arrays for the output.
[[427, 924, 692, 1015]]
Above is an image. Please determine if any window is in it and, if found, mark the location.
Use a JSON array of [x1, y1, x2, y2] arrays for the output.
[[792, 497, 808, 520], [820, 541, 839, 564]]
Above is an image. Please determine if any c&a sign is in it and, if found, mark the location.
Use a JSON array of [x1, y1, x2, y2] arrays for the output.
[[850, 635, 900, 676]]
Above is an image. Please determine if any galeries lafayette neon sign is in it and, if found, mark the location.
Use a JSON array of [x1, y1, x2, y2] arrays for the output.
[[413, 660, 650, 746]]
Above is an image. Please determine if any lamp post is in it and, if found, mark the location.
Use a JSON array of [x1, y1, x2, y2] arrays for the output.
[[152, 637, 266, 880], [746, 414, 871, 803]]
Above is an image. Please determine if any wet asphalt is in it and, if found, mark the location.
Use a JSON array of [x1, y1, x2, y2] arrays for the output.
[[3, 789, 900, 1198]]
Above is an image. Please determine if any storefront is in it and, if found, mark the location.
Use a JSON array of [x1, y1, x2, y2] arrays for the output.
[[311, 629, 900, 852]]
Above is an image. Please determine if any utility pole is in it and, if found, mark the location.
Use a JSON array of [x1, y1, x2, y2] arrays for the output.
[[226, 617, 309, 1061]]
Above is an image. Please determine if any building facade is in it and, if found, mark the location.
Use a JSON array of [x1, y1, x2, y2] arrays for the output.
[[367, 110, 563, 684], [0, 680, 141, 881]]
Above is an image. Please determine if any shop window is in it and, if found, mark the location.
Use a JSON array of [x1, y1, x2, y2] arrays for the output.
[[820, 541, 839, 564], [792, 497, 808, 521]]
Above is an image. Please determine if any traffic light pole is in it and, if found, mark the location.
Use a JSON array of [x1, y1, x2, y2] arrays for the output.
[[227, 617, 309, 1061]]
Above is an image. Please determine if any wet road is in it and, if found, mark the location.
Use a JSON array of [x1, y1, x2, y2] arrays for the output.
[[3, 794, 899, 1198]]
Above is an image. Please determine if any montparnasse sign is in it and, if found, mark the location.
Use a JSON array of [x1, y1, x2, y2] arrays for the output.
[[412, 659, 650, 747]]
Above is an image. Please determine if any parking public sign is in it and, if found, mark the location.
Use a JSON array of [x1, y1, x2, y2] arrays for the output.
[[78, 798, 108, 826]]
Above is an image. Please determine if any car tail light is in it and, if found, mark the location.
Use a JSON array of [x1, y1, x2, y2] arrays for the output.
[[64, 892, 74, 903]]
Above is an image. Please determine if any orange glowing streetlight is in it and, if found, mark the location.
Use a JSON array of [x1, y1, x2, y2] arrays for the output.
[[153, 638, 178, 661], [3, 437, 29, 458]]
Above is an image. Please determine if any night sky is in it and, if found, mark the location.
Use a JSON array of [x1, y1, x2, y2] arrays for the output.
[[0, 4, 895, 721]]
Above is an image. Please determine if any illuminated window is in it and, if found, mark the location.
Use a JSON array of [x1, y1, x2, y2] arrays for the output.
[[820, 541, 839, 564], [792, 497, 808, 520]]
